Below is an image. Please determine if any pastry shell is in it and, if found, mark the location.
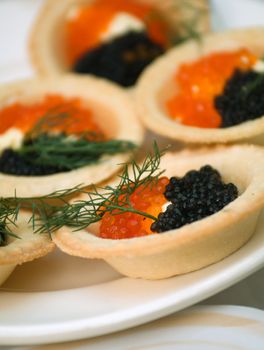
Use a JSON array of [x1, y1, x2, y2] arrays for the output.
[[29, 0, 209, 78], [0, 75, 143, 197], [136, 27, 264, 145], [53, 145, 264, 279], [0, 211, 54, 285]]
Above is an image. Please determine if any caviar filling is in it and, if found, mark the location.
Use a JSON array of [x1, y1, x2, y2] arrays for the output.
[[0, 224, 7, 247], [0, 95, 136, 176], [65, 0, 168, 65], [99, 177, 169, 239], [0, 94, 103, 136], [215, 69, 264, 127], [99, 165, 238, 239], [0, 96, 103, 176], [73, 31, 164, 87], [151, 166, 238, 233], [65, 0, 169, 86], [166, 49, 258, 128], [0, 134, 135, 176], [0, 137, 71, 176]]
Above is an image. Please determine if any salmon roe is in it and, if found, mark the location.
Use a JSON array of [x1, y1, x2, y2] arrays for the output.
[[99, 176, 169, 239], [166, 49, 257, 128], [65, 0, 168, 65], [0, 94, 104, 137]]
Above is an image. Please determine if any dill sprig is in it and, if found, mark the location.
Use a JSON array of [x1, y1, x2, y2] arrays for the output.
[[39, 142, 166, 233], [26, 107, 103, 140], [0, 144, 167, 240], [0, 228, 7, 246], [144, 0, 207, 46], [0, 106, 139, 243], [0, 186, 84, 242], [172, 0, 207, 45], [0, 206, 20, 245], [12, 108, 137, 171], [18, 134, 136, 171], [26, 108, 75, 139]]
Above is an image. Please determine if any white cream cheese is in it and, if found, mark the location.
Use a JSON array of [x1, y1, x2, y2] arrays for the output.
[[253, 59, 264, 73], [161, 201, 171, 212], [0, 128, 24, 152], [100, 12, 146, 42]]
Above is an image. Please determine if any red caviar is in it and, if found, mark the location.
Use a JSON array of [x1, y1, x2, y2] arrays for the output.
[[65, 0, 168, 65], [99, 176, 169, 239], [166, 49, 257, 128], [0, 94, 104, 137]]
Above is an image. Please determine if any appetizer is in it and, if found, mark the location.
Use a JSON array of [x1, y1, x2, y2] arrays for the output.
[[0, 75, 143, 197], [52, 144, 264, 279], [29, 0, 209, 87], [136, 28, 264, 144]]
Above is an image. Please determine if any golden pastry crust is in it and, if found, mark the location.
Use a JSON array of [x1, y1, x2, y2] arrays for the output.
[[53, 145, 264, 279], [136, 27, 264, 144], [29, 0, 209, 77], [0, 75, 143, 197], [0, 211, 54, 265], [0, 211, 54, 285], [0, 265, 16, 285]]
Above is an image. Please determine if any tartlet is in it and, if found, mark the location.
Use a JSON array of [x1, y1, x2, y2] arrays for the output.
[[0, 75, 143, 197], [0, 211, 54, 286], [53, 145, 264, 279], [136, 27, 264, 144], [29, 0, 209, 87]]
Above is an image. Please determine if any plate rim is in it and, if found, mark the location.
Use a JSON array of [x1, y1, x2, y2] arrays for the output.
[[1, 210, 264, 345]]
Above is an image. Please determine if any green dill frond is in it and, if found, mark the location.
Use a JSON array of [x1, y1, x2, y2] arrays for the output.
[[0, 144, 167, 239], [17, 134, 136, 171], [143, 0, 208, 47], [26, 108, 73, 139], [41, 142, 166, 233], [172, 0, 208, 46], [9, 106, 137, 172], [0, 99, 139, 242], [0, 185, 85, 241]]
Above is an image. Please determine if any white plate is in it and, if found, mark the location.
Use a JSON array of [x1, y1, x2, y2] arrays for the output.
[[0, 0, 43, 84], [211, 0, 264, 31], [15, 305, 264, 350], [0, 210, 264, 345]]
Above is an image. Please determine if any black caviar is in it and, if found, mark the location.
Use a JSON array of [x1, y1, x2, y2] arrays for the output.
[[0, 148, 69, 176], [151, 165, 238, 233], [215, 69, 264, 127], [0, 134, 134, 176], [0, 224, 7, 247], [73, 31, 164, 87]]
